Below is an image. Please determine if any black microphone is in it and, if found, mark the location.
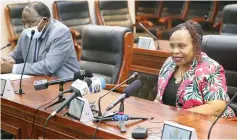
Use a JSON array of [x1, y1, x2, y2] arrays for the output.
[[139, 22, 160, 49], [207, 91, 237, 139], [0, 43, 11, 50], [204, 15, 209, 21], [34, 70, 93, 90], [106, 80, 142, 111], [204, 15, 214, 35], [97, 72, 139, 116], [47, 77, 92, 119], [15, 30, 35, 95]]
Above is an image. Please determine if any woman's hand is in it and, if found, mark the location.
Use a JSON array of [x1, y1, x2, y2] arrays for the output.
[[187, 100, 226, 117]]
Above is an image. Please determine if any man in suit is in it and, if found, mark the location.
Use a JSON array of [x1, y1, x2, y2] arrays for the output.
[[0, 1, 80, 79]]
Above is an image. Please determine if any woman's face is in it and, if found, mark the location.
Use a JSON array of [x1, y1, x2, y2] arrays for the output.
[[169, 29, 195, 67]]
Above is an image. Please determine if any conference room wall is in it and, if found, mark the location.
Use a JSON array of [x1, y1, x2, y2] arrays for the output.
[[0, 0, 135, 58]]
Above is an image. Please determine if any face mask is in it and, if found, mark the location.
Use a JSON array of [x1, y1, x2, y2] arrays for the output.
[[24, 17, 46, 39]]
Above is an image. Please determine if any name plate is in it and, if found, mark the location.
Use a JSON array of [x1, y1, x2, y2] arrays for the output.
[[138, 37, 156, 50], [1, 78, 15, 100], [161, 121, 198, 140], [68, 96, 94, 122]]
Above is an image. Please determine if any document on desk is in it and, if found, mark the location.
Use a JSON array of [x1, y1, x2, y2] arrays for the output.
[[0, 73, 33, 81]]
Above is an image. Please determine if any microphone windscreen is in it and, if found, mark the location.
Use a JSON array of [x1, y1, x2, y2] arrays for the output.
[[31, 30, 35, 36], [124, 80, 142, 98], [89, 76, 106, 93], [73, 71, 85, 80], [99, 77, 106, 89], [84, 70, 93, 78], [84, 77, 92, 87]]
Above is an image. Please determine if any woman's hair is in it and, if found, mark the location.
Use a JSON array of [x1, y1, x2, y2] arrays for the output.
[[170, 20, 203, 63]]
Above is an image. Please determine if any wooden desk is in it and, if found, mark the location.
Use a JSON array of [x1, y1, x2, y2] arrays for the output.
[[132, 48, 170, 75], [134, 40, 171, 52], [1, 77, 237, 139], [132, 40, 171, 75]]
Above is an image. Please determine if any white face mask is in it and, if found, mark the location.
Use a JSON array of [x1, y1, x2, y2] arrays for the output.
[[23, 17, 46, 39]]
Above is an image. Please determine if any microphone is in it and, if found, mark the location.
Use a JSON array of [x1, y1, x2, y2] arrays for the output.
[[106, 80, 142, 111], [15, 30, 35, 95], [34, 70, 93, 90], [204, 15, 209, 21], [0, 43, 11, 50], [97, 72, 139, 116], [139, 22, 160, 49], [62, 76, 106, 96], [207, 91, 237, 139], [89, 76, 106, 93], [48, 78, 92, 119]]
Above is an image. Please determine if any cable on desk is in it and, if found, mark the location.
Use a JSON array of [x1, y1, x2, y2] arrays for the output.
[[27, 94, 60, 138], [43, 116, 50, 139], [92, 110, 109, 139], [149, 117, 164, 123], [147, 128, 162, 138]]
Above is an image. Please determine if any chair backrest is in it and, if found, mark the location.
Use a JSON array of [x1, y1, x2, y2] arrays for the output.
[[5, 3, 28, 46], [214, 1, 237, 24], [187, 1, 217, 23], [221, 4, 237, 35], [53, 1, 92, 35], [80, 25, 133, 84], [135, 1, 161, 17], [128, 71, 158, 101], [160, 1, 188, 18], [202, 35, 237, 115], [95, 0, 133, 31], [128, 48, 170, 101]]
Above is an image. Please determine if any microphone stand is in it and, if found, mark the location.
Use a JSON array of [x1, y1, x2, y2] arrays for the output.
[[139, 22, 160, 50], [0, 43, 11, 50], [94, 99, 148, 133], [15, 30, 35, 95], [44, 82, 66, 110], [97, 72, 139, 117], [207, 91, 237, 139], [204, 15, 214, 34]]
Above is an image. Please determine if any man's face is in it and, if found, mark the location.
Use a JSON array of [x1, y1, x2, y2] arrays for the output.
[[22, 6, 47, 31]]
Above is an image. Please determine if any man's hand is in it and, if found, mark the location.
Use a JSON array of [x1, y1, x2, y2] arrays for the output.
[[1, 57, 15, 74]]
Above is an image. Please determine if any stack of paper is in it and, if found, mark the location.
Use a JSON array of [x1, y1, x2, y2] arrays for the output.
[[0, 73, 33, 81]]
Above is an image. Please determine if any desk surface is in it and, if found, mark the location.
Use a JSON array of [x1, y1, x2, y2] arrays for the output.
[[1, 76, 237, 139]]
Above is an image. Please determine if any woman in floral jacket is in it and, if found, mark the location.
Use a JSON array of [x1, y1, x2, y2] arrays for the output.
[[155, 21, 235, 117]]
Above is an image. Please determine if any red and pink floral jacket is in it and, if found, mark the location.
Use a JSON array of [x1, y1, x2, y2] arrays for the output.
[[156, 52, 235, 117]]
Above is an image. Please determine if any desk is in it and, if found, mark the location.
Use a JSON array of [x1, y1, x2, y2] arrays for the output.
[[132, 40, 170, 75], [1, 77, 237, 139], [134, 40, 171, 52]]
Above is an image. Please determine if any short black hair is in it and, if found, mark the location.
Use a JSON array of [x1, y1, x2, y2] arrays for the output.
[[28, 1, 51, 18]]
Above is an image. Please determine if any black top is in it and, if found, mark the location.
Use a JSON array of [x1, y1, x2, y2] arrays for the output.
[[162, 75, 181, 107]]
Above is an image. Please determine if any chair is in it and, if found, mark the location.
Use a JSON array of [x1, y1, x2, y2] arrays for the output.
[[5, 3, 28, 47], [220, 4, 237, 35], [135, 0, 162, 22], [128, 71, 158, 101], [212, 1, 237, 33], [127, 48, 169, 101], [158, 1, 189, 29], [202, 35, 237, 115], [53, 1, 92, 60], [95, 0, 152, 42], [157, 1, 219, 40], [80, 25, 133, 84], [135, 1, 162, 35], [135, 1, 189, 36]]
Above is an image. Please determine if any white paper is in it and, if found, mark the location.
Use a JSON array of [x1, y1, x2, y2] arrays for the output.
[[0, 73, 33, 81]]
